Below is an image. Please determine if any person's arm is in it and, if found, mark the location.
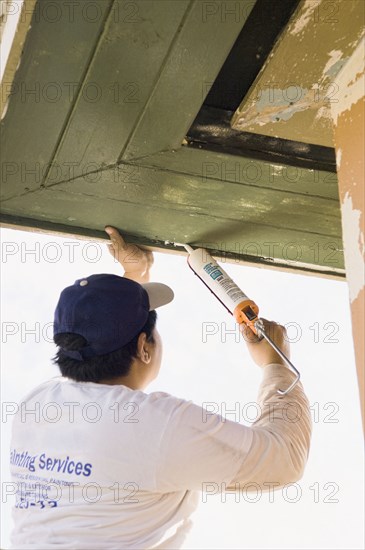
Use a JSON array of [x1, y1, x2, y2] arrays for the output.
[[105, 226, 312, 490], [105, 226, 153, 283], [226, 321, 312, 490], [154, 321, 311, 494]]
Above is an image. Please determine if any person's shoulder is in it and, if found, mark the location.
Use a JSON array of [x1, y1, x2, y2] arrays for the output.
[[141, 389, 193, 418], [18, 376, 64, 403], [146, 389, 189, 405]]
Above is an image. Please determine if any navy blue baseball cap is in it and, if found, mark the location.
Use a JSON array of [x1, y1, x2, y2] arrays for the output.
[[53, 274, 174, 361]]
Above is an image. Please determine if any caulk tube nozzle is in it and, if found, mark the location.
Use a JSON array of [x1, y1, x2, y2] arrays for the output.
[[183, 244, 194, 254], [173, 242, 194, 254]]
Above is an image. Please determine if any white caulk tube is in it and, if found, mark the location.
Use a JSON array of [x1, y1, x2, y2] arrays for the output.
[[173, 243, 300, 395], [175, 244, 260, 332]]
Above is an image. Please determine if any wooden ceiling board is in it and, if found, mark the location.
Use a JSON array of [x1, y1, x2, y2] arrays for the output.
[[1, 145, 344, 274], [0, 0, 347, 278], [1, 0, 114, 200]]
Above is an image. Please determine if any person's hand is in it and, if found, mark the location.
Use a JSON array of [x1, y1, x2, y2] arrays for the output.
[[240, 319, 290, 368], [105, 226, 154, 283]]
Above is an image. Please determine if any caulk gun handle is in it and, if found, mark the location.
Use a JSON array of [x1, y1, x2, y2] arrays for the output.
[[254, 319, 301, 396]]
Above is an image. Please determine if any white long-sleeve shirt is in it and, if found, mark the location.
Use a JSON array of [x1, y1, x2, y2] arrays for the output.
[[10, 364, 311, 549]]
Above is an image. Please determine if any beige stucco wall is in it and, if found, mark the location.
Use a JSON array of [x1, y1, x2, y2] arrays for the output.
[[331, 38, 365, 432]]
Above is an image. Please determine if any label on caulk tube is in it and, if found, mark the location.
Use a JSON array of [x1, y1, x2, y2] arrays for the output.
[[188, 249, 250, 313]]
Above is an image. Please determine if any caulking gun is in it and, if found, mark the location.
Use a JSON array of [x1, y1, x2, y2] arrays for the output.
[[169, 242, 301, 396]]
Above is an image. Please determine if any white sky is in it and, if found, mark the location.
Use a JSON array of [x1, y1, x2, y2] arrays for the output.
[[1, 227, 364, 549]]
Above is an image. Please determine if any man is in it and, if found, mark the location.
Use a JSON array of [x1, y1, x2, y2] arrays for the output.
[[10, 226, 312, 549]]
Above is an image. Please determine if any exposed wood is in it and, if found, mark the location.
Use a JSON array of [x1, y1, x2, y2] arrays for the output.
[[232, 0, 365, 147]]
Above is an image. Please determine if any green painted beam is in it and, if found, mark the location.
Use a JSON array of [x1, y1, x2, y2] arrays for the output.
[[133, 146, 339, 200], [0, 0, 114, 200], [0, 212, 344, 279], [0, 146, 344, 275]]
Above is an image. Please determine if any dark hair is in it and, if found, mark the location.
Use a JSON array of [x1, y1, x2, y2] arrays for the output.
[[53, 310, 157, 383]]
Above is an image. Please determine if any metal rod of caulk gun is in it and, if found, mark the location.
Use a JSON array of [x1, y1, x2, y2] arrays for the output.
[[168, 241, 300, 396], [254, 319, 301, 396]]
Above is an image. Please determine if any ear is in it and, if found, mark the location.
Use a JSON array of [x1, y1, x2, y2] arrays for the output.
[[136, 332, 151, 364]]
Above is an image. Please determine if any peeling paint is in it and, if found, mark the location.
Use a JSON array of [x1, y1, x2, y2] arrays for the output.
[[321, 49, 349, 82], [1, 98, 9, 120], [270, 165, 283, 176], [341, 192, 365, 303], [238, 46, 351, 128], [332, 38, 365, 125], [292, 142, 311, 153], [336, 148, 342, 168], [232, 0, 363, 147], [236, 87, 329, 128], [314, 105, 331, 122], [238, 199, 271, 213], [322, 49, 342, 75], [289, 0, 321, 36]]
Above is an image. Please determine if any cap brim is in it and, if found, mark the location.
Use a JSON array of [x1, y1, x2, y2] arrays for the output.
[[142, 282, 174, 310]]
